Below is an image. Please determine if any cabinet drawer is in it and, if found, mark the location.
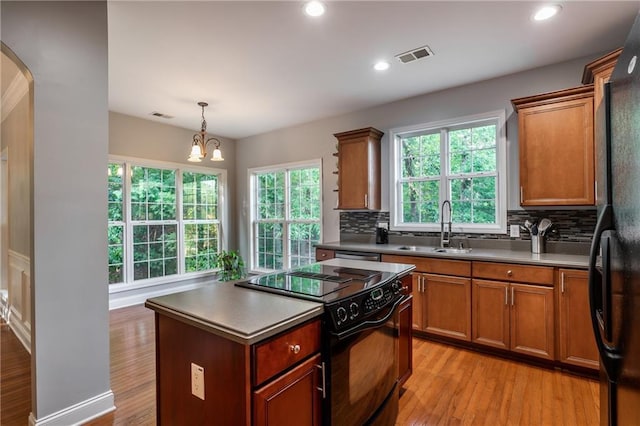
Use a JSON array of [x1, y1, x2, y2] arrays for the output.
[[315, 248, 335, 261], [253, 319, 321, 386], [381, 255, 470, 277], [472, 262, 554, 286]]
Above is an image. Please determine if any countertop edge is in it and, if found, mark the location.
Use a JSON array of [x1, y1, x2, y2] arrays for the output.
[[316, 242, 590, 269], [144, 300, 324, 345]]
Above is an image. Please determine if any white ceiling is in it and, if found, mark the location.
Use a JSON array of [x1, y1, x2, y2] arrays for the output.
[[108, 1, 639, 140]]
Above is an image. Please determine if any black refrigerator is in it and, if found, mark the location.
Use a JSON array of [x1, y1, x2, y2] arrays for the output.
[[589, 11, 640, 426]]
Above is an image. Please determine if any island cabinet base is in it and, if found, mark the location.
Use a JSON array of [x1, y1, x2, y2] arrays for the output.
[[153, 312, 323, 426], [155, 314, 252, 426]]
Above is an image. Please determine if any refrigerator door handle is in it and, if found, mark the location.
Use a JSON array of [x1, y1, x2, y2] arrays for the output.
[[588, 204, 621, 382]]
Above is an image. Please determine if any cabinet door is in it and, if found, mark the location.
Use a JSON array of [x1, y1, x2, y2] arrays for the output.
[[423, 274, 471, 341], [558, 269, 599, 369], [253, 354, 322, 426], [472, 279, 510, 350], [510, 283, 555, 360], [338, 139, 370, 209], [411, 273, 424, 330], [398, 295, 413, 387], [335, 127, 382, 210], [515, 87, 595, 206]]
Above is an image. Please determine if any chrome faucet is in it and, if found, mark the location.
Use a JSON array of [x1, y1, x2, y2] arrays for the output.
[[440, 200, 452, 248]]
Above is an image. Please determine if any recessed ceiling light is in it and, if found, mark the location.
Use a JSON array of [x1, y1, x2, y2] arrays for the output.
[[533, 5, 562, 21], [374, 61, 390, 71], [304, 1, 325, 17]]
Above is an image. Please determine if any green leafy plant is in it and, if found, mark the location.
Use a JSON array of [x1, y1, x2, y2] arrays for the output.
[[215, 250, 246, 281]]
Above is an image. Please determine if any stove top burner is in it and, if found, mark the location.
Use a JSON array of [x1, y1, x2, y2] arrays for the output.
[[235, 264, 392, 303], [285, 270, 352, 284]]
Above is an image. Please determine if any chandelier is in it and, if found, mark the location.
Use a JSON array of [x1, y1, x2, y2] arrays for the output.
[[187, 101, 224, 162]]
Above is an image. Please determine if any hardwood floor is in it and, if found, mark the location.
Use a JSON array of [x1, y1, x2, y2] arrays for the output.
[[2, 305, 600, 425], [1, 321, 32, 426], [398, 338, 599, 425]]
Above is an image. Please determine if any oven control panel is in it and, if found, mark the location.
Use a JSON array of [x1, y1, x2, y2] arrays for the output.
[[326, 279, 401, 331]]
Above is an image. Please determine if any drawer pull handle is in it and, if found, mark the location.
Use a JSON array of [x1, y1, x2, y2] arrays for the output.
[[507, 270, 513, 277], [290, 344, 301, 354]]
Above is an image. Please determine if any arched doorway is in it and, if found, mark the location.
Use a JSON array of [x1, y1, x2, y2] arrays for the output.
[[1, 41, 34, 425]]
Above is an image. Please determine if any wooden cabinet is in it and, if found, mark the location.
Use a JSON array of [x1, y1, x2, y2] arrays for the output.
[[315, 248, 335, 261], [421, 273, 471, 341], [398, 291, 413, 387], [557, 269, 599, 369], [383, 254, 472, 342], [472, 262, 555, 360], [582, 48, 622, 113], [334, 127, 383, 210], [472, 279, 554, 360], [510, 283, 555, 360], [152, 312, 322, 426], [512, 86, 595, 206], [253, 354, 322, 426], [582, 48, 621, 206], [472, 279, 510, 350], [411, 273, 424, 331]]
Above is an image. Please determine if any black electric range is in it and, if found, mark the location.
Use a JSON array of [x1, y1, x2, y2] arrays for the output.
[[236, 263, 401, 332]]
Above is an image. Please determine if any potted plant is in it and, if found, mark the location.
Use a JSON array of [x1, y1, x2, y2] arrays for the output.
[[215, 250, 246, 281]]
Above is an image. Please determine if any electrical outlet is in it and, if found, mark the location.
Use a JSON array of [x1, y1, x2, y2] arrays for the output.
[[510, 224, 520, 238], [191, 363, 205, 400]]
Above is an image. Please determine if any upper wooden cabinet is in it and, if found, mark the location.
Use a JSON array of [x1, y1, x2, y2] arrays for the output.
[[582, 48, 622, 111], [334, 127, 383, 210], [512, 86, 595, 206], [583, 48, 621, 205]]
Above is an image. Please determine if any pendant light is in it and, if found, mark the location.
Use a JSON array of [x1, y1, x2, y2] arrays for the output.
[[187, 101, 224, 162]]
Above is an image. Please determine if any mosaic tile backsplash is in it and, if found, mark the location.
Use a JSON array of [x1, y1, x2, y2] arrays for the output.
[[340, 209, 597, 243]]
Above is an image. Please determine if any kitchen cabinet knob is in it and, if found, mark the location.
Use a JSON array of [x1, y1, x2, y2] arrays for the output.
[[290, 344, 301, 354], [507, 270, 513, 277]]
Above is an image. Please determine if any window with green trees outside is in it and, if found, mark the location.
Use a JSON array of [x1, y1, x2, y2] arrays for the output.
[[107, 159, 224, 285], [251, 161, 322, 271], [390, 111, 507, 234]]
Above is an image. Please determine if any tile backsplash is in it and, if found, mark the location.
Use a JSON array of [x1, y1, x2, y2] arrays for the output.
[[340, 209, 597, 243]]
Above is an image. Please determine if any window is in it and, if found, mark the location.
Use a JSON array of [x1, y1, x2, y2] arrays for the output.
[[108, 163, 125, 284], [107, 158, 225, 286], [183, 172, 220, 273], [250, 161, 322, 272], [390, 111, 506, 233]]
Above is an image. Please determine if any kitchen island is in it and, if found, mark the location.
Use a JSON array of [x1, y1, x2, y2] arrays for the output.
[[145, 259, 414, 426]]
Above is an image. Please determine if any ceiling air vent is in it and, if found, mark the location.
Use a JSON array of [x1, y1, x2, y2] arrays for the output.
[[395, 45, 434, 64], [150, 111, 174, 119]]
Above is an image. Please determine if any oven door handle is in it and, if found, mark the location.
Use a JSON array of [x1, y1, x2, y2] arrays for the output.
[[330, 295, 406, 340]]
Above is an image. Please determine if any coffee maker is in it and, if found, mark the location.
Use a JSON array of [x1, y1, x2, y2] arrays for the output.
[[375, 222, 389, 244]]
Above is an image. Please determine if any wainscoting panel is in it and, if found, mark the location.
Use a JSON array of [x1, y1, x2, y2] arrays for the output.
[[8, 249, 31, 352]]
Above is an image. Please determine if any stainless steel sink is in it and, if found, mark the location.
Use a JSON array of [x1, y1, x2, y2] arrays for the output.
[[397, 245, 419, 251], [432, 247, 472, 254]]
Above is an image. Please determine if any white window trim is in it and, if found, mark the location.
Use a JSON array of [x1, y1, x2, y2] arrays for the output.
[[108, 155, 228, 292], [248, 159, 323, 274], [389, 110, 507, 234]]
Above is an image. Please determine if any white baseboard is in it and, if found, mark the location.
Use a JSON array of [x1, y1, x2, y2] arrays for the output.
[[109, 280, 210, 310], [29, 390, 115, 426]]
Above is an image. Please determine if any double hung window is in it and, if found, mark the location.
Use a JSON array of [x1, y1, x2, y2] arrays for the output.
[[390, 111, 506, 233], [250, 161, 322, 272], [107, 158, 225, 285]]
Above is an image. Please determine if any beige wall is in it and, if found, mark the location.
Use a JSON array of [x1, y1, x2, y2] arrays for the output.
[[109, 111, 238, 248], [2, 94, 31, 257], [235, 53, 602, 261]]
